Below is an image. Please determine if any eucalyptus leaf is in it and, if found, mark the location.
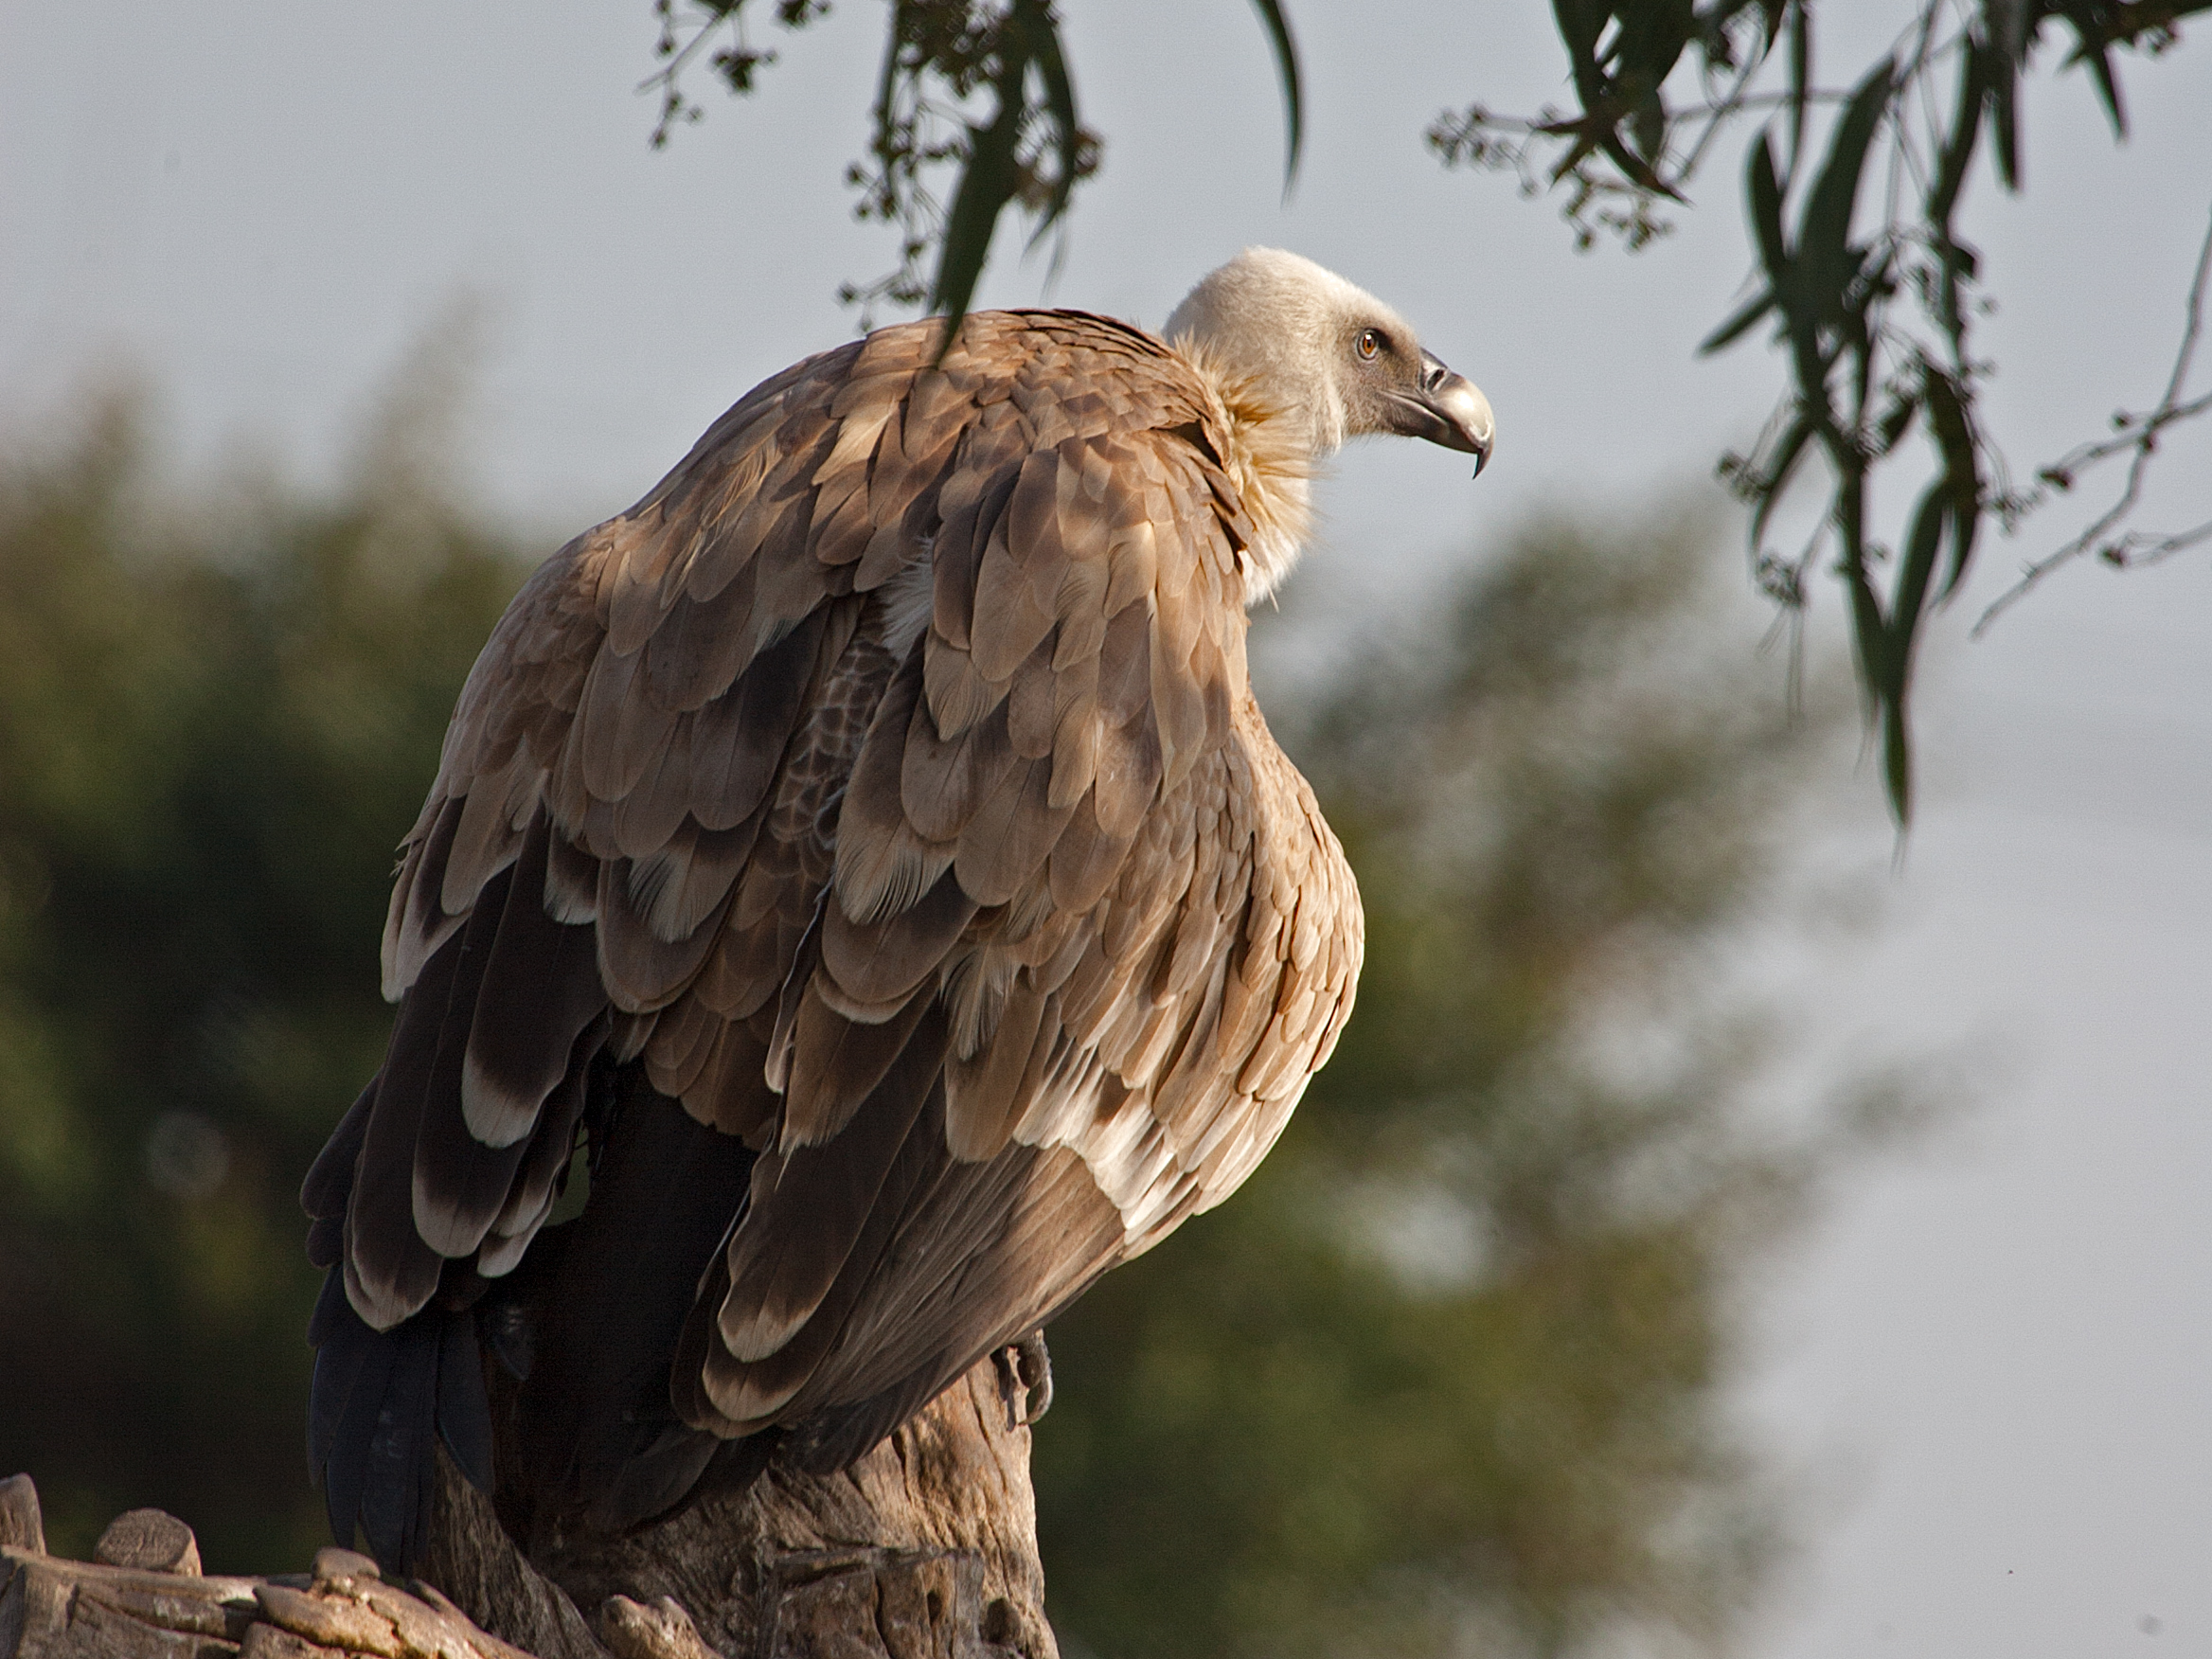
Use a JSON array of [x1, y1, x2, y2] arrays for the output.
[[1028, 11, 1083, 237], [1888, 484, 1948, 692], [1795, 58, 1893, 305], [1985, 10, 2023, 190], [1922, 366, 1983, 598], [1700, 289, 1777, 355], [1786, 0, 1810, 169], [928, 45, 1028, 355], [2055, 1, 2128, 137], [1745, 134, 1790, 292], [1748, 413, 1814, 553], [1247, 0, 1305, 187]]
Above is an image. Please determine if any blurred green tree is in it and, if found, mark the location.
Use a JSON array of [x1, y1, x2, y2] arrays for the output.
[[0, 372, 526, 1570]]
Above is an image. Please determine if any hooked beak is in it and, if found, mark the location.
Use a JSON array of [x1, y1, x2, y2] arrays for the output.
[[1391, 350, 1495, 476]]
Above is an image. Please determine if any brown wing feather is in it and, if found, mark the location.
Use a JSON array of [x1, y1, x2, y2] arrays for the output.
[[687, 330, 1363, 1444], [339, 335, 896, 1323]]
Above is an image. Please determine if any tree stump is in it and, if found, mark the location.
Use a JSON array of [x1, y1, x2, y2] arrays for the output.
[[0, 1353, 1057, 1659], [429, 1356, 1056, 1659]]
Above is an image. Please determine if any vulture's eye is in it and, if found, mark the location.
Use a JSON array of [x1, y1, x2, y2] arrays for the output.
[[1356, 329, 1383, 361]]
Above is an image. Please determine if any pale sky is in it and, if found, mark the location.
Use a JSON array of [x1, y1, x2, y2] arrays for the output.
[[3, 4, 2208, 1654]]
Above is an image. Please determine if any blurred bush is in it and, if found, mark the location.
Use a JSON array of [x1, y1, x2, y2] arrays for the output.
[[0, 379, 526, 1569], [0, 366, 1884, 1653]]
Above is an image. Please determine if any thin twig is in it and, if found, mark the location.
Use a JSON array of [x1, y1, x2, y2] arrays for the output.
[[1671, 46, 1770, 182], [2037, 385, 2212, 480], [1470, 86, 1851, 143], [1975, 199, 2212, 632], [2098, 515, 2212, 567], [638, 3, 734, 142]]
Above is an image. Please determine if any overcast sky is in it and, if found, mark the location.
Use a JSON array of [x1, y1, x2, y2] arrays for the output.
[[4, 4, 2208, 1654]]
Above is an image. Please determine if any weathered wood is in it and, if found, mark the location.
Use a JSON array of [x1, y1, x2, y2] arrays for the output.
[[95, 1515, 201, 1580], [0, 1352, 1058, 1659], [424, 1355, 1057, 1659], [0, 1512, 521, 1659], [238, 1629, 348, 1659], [418, 1478, 603, 1659], [0, 1480, 43, 1557], [595, 1600, 713, 1659], [0, 1546, 263, 1659]]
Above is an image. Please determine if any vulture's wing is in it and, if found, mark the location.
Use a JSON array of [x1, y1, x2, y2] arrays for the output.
[[309, 309, 1361, 1527]]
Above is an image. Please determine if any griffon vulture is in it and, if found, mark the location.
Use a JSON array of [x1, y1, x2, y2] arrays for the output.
[[301, 247, 1494, 1571]]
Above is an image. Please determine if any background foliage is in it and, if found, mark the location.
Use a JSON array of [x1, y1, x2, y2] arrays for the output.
[[0, 359, 1907, 1655], [1433, 0, 2212, 821], [0, 370, 524, 1569]]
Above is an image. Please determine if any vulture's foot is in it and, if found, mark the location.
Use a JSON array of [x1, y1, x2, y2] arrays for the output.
[[994, 1329, 1053, 1427]]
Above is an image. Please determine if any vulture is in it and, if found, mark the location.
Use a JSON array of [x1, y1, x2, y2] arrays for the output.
[[301, 247, 1494, 1572]]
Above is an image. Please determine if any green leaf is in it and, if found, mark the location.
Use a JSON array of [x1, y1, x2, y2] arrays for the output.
[[1744, 133, 1790, 291], [1631, 86, 1666, 163], [1882, 688, 1913, 824], [1838, 543, 1909, 821], [1921, 366, 1983, 599], [1599, 132, 1688, 202], [1700, 289, 1776, 355], [1981, 2, 2023, 191], [1873, 482, 1948, 826], [1887, 484, 1946, 691], [1748, 412, 1814, 553], [1928, 37, 1986, 235], [1927, 42, 1983, 355], [2055, 2, 2128, 138], [1026, 9, 1082, 238], [1550, 0, 1611, 67], [1875, 391, 1918, 455], [1796, 57, 1894, 307], [1550, 0, 1624, 173], [927, 33, 1031, 358], [1247, 0, 1305, 189], [1785, 0, 1810, 170], [1842, 545, 1887, 718], [1613, 0, 1697, 88]]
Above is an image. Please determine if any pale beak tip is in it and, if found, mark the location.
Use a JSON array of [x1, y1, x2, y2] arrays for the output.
[[1442, 377, 1495, 479]]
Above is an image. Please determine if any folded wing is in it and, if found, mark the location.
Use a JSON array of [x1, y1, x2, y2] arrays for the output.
[[314, 308, 1363, 1519]]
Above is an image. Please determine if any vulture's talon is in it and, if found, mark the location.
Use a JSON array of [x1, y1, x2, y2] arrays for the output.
[[995, 1330, 1053, 1428]]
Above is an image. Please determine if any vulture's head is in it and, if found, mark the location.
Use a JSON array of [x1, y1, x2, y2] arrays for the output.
[[1164, 247, 1494, 473]]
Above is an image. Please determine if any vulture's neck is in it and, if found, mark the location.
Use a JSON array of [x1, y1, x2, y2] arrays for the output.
[[1173, 341, 1315, 604]]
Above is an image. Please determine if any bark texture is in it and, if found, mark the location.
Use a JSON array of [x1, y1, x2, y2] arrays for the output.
[[2, 1355, 1056, 1659]]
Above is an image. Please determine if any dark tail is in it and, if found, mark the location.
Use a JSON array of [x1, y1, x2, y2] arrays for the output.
[[303, 1079, 492, 1574], [307, 1272, 493, 1576], [303, 1061, 761, 1565], [508, 1073, 758, 1541]]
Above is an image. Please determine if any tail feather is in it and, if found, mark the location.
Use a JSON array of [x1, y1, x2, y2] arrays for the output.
[[308, 1278, 491, 1576], [585, 1425, 721, 1535], [510, 1073, 758, 1539], [437, 1309, 495, 1493], [308, 1059, 772, 1562], [310, 1293, 394, 1556], [354, 1318, 439, 1571]]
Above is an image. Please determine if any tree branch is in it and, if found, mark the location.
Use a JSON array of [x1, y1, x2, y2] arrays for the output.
[[1976, 197, 2212, 632]]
